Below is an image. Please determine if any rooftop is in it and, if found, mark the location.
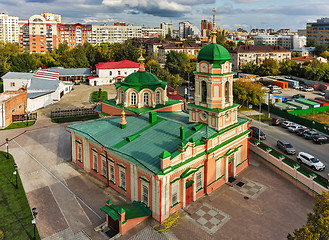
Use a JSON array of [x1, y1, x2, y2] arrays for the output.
[[229, 45, 291, 53], [1, 72, 33, 79], [96, 60, 139, 70], [47, 67, 92, 76]]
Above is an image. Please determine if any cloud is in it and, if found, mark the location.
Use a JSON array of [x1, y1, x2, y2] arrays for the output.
[[234, 0, 258, 3]]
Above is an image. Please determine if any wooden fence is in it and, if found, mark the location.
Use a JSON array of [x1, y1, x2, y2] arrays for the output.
[[51, 107, 97, 119], [12, 113, 37, 122]]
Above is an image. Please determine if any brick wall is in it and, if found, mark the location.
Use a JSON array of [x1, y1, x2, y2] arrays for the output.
[[3, 91, 27, 127]]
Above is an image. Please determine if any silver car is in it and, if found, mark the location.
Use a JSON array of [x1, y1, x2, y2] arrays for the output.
[[277, 140, 296, 155]]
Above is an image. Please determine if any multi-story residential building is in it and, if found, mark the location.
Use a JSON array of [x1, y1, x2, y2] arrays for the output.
[[253, 35, 305, 50], [277, 29, 290, 35], [307, 18, 329, 45], [201, 20, 212, 37], [160, 22, 173, 37], [92, 24, 142, 45], [0, 13, 19, 43], [229, 45, 291, 71], [292, 47, 315, 57], [267, 28, 275, 34], [42, 13, 61, 23], [18, 14, 58, 53], [250, 28, 266, 35], [179, 21, 201, 39], [141, 27, 165, 38], [131, 37, 169, 60], [57, 23, 92, 48]]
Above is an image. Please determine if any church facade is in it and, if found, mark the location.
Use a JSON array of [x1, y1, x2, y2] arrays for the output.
[[67, 32, 251, 233]]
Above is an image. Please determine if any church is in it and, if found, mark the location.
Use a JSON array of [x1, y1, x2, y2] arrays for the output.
[[67, 25, 251, 235]]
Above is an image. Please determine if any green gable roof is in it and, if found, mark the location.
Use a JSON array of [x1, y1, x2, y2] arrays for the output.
[[116, 71, 167, 92], [197, 43, 231, 64]]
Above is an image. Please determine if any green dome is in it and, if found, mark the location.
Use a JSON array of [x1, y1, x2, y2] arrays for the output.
[[116, 71, 167, 92], [197, 43, 231, 64]]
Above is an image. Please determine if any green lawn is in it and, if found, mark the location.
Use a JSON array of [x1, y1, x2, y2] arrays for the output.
[[51, 114, 99, 123], [0, 151, 40, 240], [249, 114, 272, 122], [90, 91, 108, 103], [1, 121, 35, 130]]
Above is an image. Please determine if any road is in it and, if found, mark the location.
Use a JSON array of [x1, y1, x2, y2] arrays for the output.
[[250, 119, 329, 179]]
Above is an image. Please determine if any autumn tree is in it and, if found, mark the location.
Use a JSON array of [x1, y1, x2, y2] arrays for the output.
[[240, 62, 259, 74], [258, 59, 280, 76], [287, 191, 329, 240], [233, 78, 266, 107]]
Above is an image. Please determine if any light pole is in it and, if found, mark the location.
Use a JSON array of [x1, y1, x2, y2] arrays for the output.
[[267, 86, 273, 118], [25, 113, 29, 126], [13, 163, 18, 189], [32, 208, 37, 240], [259, 95, 261, 141], [6, 138, 9, 159]]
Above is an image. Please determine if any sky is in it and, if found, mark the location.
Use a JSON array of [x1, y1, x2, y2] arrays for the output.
[[1, 0, 329, 31]]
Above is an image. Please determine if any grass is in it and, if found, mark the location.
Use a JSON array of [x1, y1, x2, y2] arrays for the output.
[[249, 114, 272, 122], [238, 105, 252, 112], [1, 121, 35, 130], [51, 114, 99, 123], [299, 111, 329, 126], [0, 151, 40, 240], [90, 91, 108, 103]]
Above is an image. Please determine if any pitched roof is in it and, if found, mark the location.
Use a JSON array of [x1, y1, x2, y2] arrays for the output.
[[33, 68, 59, 80], [96, 60, 139, 70], [159, 42, 207, 50], [291, 56, 314, 62], [229, 45, 291, 53], [47, 67, 92, 76], [28, 77, 60, 91], [1, 72, 33, 79]]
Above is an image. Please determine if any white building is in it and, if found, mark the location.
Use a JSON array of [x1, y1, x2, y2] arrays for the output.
[[160, 22, 173, 36], [0, 13, 19, 43], [90, 60, 139, 86], [2, 72, 33, 92], [254, 35, 306, 50], [141, 27, 165, 38], [179, 21, 201, 39]]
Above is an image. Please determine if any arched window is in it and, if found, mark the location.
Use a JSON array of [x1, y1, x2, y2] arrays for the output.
[[143, 92, 149, 106], [156, 91, 160, 104], [130, 92, 137, 106], [121, 91, 125, 104], [225, 81, 230, 103], [201, 81, 207, 103]]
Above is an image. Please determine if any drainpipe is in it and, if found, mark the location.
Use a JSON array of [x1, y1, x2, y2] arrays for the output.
[[204, 138, 209, 194], [102, 147, 109, 187], [247, 120, 253, 165], [64, 126, 72, 162], [154, 175, 162, 223]]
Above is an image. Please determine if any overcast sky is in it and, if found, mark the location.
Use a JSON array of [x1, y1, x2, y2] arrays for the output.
[[1, 0, 328, 31]]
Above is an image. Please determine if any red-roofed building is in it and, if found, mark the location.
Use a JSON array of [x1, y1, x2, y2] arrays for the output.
[[291, 56, 327, 64], [89, 60, 139, 86]]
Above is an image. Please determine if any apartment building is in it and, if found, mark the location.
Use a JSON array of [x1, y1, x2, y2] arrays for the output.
[[18, 14, 58, 53], [92, 24, 142, 45], [229, 45, 291, 71], [160, 22, 173, 36], [0, 13, 19, 43], [179, 21, 201, 39], [253, 35, 305, 50], [42, 13, 61, 23], [57, 23, 92, 48], [307, 18, 329, 45]]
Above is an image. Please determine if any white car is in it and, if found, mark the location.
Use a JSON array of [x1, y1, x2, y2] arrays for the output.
[[297, 152, 325, 171], [281, 121, 294, 128], [303, 87, 314, 92], [288, 124, 304, 133]]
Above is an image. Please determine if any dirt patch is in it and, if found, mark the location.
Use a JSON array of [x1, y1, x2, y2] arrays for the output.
[[299, 111, 329, 126]]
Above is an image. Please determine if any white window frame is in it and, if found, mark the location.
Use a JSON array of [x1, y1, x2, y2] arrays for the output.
[[119, 169, 126, 190], [130, 92, 137, 105], [101, 155, 107, 177], [141, 182, 149, 206], [216, 159, 222, 179], [196, 170, 203, 190], [171, 181, 179, 206], [93, 151, 98, 172], [143, 92, 149, 106], [77, 143, 82, 162], [121, 90, 125, 104], [155, 91, 160, 104]]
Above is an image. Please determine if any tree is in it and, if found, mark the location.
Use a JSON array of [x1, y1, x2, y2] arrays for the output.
[[287, 191, 329, 240], [258, 59, 280, 76], [171, 74, 183, 89], [291, 52, 300, 58], [314, 44, 328, 57], [306, 39, 317, 47], [10, 53, 37, 72], [240, 62, 259, 74], [320, 50, 329, 59], [279, 59, 298, 75], [233, 78, 266, 107], [165, 51, 191, 78]]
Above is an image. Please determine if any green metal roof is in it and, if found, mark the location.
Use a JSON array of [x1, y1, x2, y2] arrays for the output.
[[100, 205, 121, 221], [116, 71, 167, 92], [197, 43, 231, 64], [117, 201, 151, 220]]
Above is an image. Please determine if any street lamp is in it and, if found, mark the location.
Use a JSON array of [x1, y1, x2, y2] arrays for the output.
[[25, 113, 29, 126], [13, 163, 18, 189], [267, 86, 273, 118], [259, 95, 262, 141], [6, 138, 9, 159], [32, 208, 38, 240]]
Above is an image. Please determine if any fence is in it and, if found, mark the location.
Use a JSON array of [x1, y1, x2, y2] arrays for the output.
[[12, 113, 37, 122], [249, 139, 328, 196], [51, 107, 97, 119]]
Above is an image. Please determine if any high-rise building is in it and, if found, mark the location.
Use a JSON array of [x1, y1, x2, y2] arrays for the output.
[[201, 20, 212, 31], [179, 21, 200, 39], [160, 22, 173, 37], [57, 23, 92, 48], [42, 13, 61, 23], [92, 24, 142, 45], [18, 14, 58, 53], [307, 18, 329, 45], [0, 13, 19, 43]]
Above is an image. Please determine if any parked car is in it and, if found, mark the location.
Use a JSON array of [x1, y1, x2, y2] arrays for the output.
[[312, 134, 329, 144], [272, 117, 286, 126], [277, 140, 296, 155], [292, 94, 305, 99], [281, 121, 294, 128], [319, 91, 326, 96], [303, 87, 314, 92], [297, 152, 325, 171], [303, 130, 320, 140], [250, 126, 266, 140], [296, 127, 309, 136], [287, 124, 303, 133]]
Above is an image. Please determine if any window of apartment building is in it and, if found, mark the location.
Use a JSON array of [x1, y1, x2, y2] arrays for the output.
[[10, 82, 15, 87], [196, 170, 203, 191], [119, 168, 126, 190], [92, 151, 98, 172], [101, 154, 107, 177], [171, 181, 179, 206], [11, 109, 15, 113], [141, 182, 149, 206]]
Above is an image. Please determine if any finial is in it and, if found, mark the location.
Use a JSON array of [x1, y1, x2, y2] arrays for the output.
[[120, 106, 127, 129], [211, 8, 217, 43], [137, 45, 145, 71]]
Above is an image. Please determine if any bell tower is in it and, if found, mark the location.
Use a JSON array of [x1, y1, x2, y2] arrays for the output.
[[188, 8, 238, 131]]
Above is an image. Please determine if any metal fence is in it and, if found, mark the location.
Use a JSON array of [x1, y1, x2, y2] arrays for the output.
[[12, 113, 37, 122], [51, 107, 97, 119]]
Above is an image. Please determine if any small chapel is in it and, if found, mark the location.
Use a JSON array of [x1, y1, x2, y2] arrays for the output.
[[67, 12, 251, 235]]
